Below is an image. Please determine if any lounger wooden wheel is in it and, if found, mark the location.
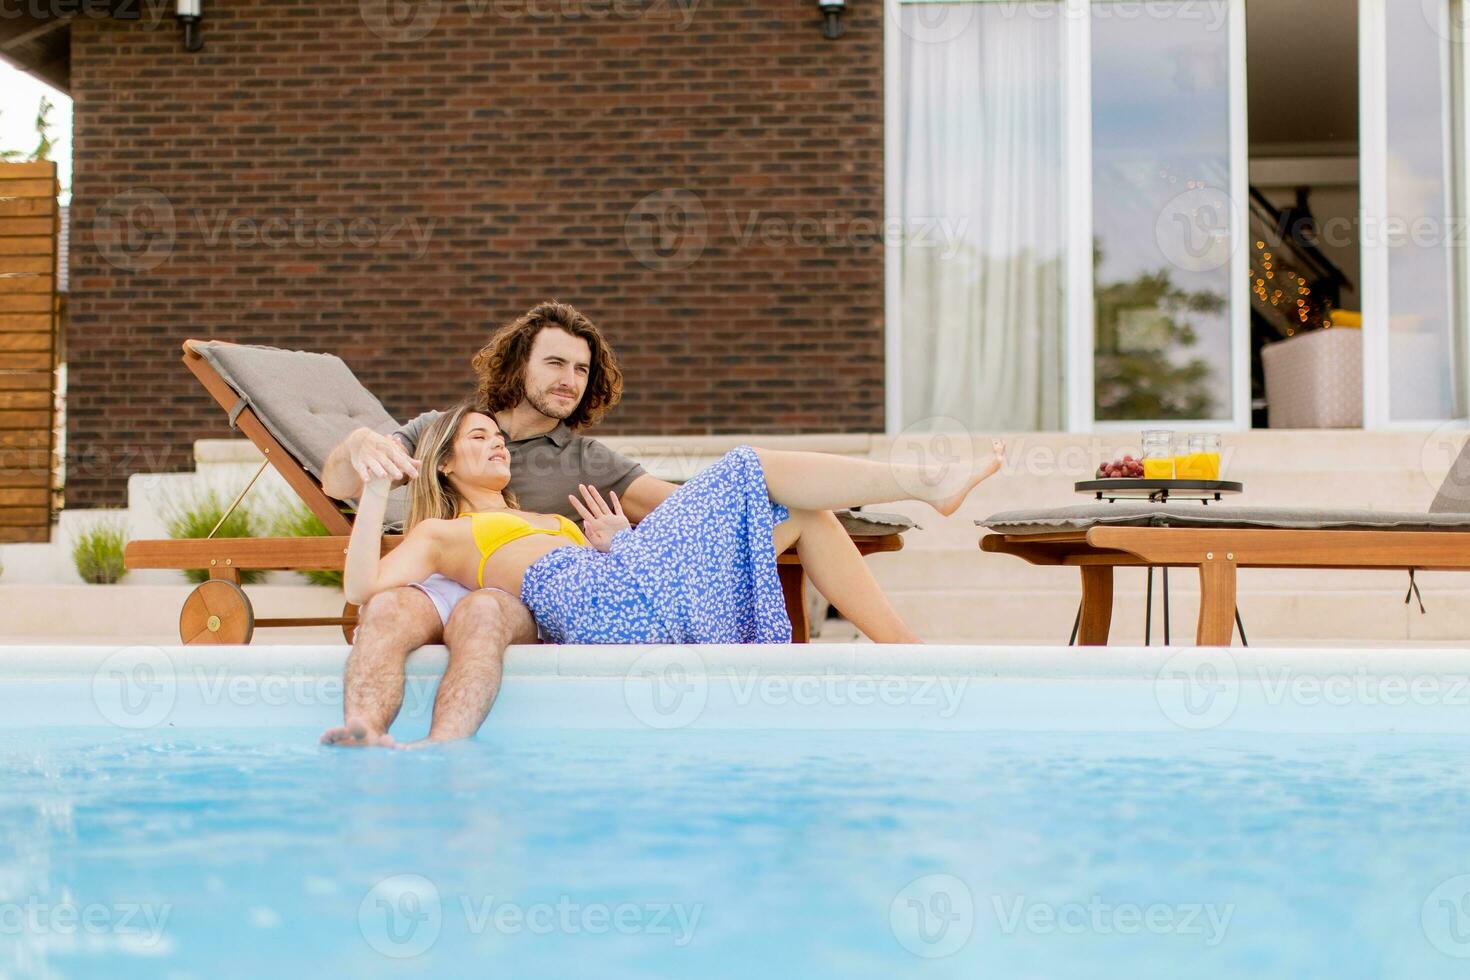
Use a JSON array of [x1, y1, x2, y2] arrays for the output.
[[179, 580, 256, 645]]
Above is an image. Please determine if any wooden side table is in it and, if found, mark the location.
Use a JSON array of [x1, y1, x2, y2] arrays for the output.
[[1067, 480, 1248, 646]]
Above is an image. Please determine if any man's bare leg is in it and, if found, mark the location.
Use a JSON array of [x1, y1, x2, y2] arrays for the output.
[[410, 589, 538, 746], [321, 587, 443, 748]]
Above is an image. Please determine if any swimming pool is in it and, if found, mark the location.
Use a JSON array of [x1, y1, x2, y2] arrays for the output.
[[4, 645, 1470, 977]]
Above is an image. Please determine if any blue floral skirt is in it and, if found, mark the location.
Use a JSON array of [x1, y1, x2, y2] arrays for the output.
[[519, 445, 793, 644]]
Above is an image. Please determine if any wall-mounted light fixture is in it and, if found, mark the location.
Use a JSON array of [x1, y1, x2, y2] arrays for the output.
[[177, 0, 203, 52], [818, 0, 845, 39]]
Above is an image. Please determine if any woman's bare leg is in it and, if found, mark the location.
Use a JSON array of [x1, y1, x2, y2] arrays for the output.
[[322, 587, 444, 748], [753, 441, 1005, 517], [773, 510, 919, 643]]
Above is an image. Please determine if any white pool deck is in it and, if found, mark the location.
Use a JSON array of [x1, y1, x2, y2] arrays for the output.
[[3, 644, 1470, 735]]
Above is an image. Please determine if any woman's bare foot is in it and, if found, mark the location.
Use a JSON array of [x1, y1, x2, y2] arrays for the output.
[[934, 438, 1007, 517], [320, 717, 401, 749]]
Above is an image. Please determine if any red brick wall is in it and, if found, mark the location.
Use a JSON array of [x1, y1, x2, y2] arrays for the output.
[[66, 0, 885, 506]]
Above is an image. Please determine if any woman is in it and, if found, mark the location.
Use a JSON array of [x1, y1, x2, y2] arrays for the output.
[[344, 403, 1006, 644]]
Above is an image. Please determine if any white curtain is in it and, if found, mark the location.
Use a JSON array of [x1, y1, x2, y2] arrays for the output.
[[900, 2, 1066, 431]]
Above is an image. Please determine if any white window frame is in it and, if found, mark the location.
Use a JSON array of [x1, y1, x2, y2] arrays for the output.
[[1359, 0, 1470, 429], [1063, 0, 1095, 433], [885, 0, 1252, 434], [1359, 0, 1391, 429], [1459, 0, 1470, 426]]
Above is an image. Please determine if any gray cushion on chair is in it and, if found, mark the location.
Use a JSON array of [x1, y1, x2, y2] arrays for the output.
[[192, 341, 409, 527], [836, 509, 918, 536], [981, 502, 1470, 535]]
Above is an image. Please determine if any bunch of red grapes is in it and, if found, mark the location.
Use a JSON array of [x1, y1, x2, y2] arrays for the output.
[[1096, 454, 1144, 479]]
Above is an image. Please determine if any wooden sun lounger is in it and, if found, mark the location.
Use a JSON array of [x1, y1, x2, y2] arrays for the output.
[[980, 497, 1470, 646], [123, 339, 907, 645]]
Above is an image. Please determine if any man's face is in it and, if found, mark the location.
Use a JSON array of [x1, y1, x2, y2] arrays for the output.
[[522, 327, 591, 421]]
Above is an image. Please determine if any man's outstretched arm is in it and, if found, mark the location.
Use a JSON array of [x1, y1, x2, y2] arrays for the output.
[[616, 473, 678, 523], [320, 427, 421, 501]]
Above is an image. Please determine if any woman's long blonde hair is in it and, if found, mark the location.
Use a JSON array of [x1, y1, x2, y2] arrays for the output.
[[406, 402, 518, 529]]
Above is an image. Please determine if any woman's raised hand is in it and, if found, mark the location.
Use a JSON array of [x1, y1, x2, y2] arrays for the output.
[[568, 483, 631, 552]]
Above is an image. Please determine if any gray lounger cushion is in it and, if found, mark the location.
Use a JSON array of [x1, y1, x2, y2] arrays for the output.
[[836, 510, 917, 536], [193, 341, 409, 527], [981, 503, 1470, 535]]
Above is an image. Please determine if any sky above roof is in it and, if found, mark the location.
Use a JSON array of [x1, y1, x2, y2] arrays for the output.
[[0, 63, 72, 203]]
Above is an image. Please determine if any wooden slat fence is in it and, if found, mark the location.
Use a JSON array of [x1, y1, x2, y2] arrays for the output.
[[0, 161, 60, 543]]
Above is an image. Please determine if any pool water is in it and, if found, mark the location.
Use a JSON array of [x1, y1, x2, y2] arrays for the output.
[[3, 727, 1469, 978]]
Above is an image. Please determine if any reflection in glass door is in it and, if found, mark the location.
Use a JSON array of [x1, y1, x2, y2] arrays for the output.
[[1090, 0, 1240, 423], [1382, 0, 1464, 421]]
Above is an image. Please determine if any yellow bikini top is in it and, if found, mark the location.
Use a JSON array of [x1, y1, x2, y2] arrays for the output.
[[461, 511, 588, 587]]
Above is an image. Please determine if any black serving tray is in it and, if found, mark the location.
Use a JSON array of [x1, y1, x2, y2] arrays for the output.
[[1074, 479, 1243, 503]]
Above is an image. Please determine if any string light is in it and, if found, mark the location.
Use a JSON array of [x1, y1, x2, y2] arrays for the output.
[[1249, 235, 1337, 331]]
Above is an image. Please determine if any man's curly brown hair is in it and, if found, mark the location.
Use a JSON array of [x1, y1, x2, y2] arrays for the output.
[[470, 301, 624, 430]]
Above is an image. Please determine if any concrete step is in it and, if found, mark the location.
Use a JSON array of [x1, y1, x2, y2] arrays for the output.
[[914, 472, 1443, 526], [863, 547, 1470, 594]]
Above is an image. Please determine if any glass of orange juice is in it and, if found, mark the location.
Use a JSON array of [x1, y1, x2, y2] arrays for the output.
[[1190, 433, 1222, 481], [1172, 439, 1196, 480], [1142, 430, 1174, 480]]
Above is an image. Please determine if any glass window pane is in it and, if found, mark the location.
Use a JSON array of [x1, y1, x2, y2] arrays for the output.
[[899, 2, 1067, 431], [1385, 0, 1464, 421], [1091, 0, 1233, 422]]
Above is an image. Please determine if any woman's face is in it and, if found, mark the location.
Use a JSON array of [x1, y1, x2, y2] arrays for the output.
[[440, 411, 512, 493]]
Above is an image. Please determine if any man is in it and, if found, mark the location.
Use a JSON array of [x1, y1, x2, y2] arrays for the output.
[[319, 301, 679, 747]]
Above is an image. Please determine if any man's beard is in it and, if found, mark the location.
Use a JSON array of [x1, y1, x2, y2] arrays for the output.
[[527, 386, 577, 421]]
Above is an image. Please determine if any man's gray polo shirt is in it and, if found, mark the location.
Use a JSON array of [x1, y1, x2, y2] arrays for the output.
[[391, 411, 645, 521]]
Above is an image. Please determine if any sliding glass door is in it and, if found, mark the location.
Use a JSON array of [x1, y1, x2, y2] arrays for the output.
[[1090, 1, 1239, 423], [1361, 0, 1468, 424]]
